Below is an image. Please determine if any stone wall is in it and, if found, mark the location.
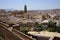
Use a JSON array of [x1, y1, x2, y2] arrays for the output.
[[0, 22, 34, 40], [0, 25, 22, 40]]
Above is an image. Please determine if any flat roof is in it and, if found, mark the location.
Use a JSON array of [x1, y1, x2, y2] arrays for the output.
[[28, 31, 60, 38]]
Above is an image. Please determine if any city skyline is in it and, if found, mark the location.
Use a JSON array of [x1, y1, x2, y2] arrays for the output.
[[0, 0, 60, 10]]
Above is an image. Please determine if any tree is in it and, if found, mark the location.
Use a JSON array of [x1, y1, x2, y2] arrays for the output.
[[47, 21, 56, 32], [56, 26, 60, 33], [48, 21, 56, 27], [34, 22, 42, 31]]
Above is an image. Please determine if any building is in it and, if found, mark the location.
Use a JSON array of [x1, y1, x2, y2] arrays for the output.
[[28, 31, 60, 40], [24, 4, 27, 13]]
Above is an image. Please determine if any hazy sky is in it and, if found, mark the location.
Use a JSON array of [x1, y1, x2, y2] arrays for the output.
[[0, 0, 60, 10]]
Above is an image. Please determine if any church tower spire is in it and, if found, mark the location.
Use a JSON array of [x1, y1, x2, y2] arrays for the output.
[[24, 4, 27, 13]]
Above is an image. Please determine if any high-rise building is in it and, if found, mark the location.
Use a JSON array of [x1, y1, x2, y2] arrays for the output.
[[24, 4, 27, 13]]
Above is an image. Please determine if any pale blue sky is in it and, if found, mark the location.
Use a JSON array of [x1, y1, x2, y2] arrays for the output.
[[0, 0, 60, 10]]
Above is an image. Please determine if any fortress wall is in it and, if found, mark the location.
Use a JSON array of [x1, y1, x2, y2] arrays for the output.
[[0, 25, 21, 40]]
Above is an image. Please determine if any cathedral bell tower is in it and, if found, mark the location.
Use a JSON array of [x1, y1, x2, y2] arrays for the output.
[[24, 4, 27, 13]]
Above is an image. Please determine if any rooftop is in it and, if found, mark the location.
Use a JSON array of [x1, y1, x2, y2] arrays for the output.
[[28, 31, 60, 40]]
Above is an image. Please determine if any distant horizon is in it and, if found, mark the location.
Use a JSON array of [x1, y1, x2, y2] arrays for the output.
[[0, 8, 60, 11], [0, 0, 60, 10]]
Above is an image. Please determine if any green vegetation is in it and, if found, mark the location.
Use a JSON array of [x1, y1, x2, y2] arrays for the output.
[[34, 22, 42, 31], [20, 27, 30, 34], [47, 21, 56, 32], [35, 21, 60, 33], [20, 27, 30, 31], [0, 36, 3, 40], [56, 27, 60, 33], [19, 21, 60, 34]]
